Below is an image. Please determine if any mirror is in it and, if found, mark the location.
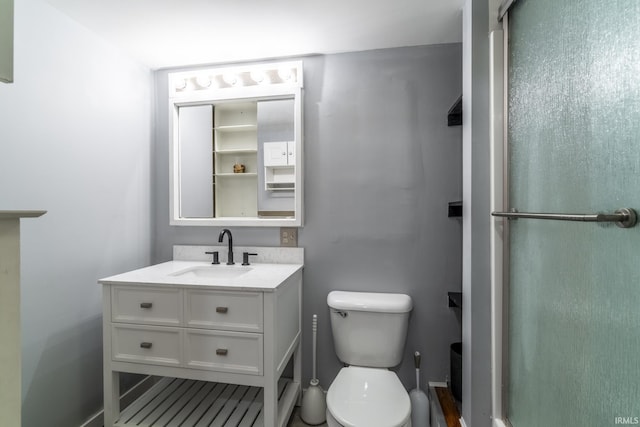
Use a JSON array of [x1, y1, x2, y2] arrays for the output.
[[169, 62, 303, 227]]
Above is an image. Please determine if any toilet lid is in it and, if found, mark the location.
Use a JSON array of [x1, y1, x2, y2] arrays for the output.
[[327, 367, 411, 427]]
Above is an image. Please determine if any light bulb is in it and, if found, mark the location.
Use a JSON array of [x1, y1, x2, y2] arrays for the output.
[[250, 70, 269, 85], [277, 67, 294, 82], [174, 78, 187, 90], [222, 73, 239, 86], [195, 75, 211, 88]]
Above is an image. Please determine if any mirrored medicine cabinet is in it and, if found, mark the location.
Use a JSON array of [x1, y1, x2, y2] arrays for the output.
[[169, 61, 303, 227]]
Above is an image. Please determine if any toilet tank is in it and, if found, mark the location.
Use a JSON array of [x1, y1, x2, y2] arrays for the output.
[[327, 291, 412, 368]]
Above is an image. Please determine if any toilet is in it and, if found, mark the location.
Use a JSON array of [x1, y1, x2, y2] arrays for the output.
[[326, 290, 413, 427]]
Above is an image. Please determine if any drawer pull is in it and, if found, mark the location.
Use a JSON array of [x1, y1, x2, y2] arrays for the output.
[[140, 342, 153, 349], [216, 348, 228, 356], [140, 302, 153, 309], [216, 306, 228, 314]]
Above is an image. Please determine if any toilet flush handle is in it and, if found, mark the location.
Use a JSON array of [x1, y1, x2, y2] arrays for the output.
[[333, 310, 348, 318]]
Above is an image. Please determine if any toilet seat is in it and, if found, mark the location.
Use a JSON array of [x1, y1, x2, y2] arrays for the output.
[[326, 366, 411, 427]]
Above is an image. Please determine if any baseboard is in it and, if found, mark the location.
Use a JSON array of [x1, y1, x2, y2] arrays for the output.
[[429, 381, 449, 388], [79, 376, 158, 427]]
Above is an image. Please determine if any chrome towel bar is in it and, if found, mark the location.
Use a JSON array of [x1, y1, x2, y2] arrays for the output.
[[491, 208, 637, 229]]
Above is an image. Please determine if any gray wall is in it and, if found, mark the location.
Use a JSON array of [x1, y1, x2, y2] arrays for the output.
[[0, 0, 152, 425], [153, 45, 463, 390]]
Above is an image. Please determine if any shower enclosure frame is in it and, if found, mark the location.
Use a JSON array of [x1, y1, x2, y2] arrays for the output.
[[489, 5, 510, 427]]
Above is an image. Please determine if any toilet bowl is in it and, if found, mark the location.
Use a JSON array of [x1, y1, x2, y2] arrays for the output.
[[326, 291, 413, 427], [326, 366, 411, 427]]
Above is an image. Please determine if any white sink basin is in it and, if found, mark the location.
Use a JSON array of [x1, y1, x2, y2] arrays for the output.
[[170, 265, 253, 279]]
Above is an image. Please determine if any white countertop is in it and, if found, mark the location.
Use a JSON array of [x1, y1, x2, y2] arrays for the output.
[[98, 260, 303, 292]]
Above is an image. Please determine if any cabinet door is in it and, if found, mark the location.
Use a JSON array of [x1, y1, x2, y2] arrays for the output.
[[286, 141, 295, 165], [178, 105, 214, 218], [263, 142, 288, 166]]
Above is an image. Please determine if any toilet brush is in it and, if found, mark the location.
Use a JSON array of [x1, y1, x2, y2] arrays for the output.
[[300, 314, 327, 425], [409, 351, 429, 426]]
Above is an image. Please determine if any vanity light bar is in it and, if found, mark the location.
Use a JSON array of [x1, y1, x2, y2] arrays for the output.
[[169, 61, 303, 97]]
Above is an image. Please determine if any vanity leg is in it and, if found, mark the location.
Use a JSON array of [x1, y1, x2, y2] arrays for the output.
[[294, 279, 302, 405], [103, 370, 119, 427], [294, 337, 302, 405], [263, 289, 277, 427], [102, 285, 119, 427], [263, 380, 278, 427]]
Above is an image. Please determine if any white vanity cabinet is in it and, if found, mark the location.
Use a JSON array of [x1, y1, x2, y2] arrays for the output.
[[101, 261, 302, 427]]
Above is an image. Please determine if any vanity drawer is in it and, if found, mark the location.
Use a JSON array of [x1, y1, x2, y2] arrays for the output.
[[185, 290, 263, 332], [184, 329, 263, 375], [112, 286, 181, 326], [112, 325, 181, 366]]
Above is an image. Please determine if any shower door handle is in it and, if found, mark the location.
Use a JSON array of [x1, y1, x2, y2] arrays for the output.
[[491, 207, 637, 229]]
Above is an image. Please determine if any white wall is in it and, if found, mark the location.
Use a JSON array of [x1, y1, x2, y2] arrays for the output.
[[0, 0, 152, 425]]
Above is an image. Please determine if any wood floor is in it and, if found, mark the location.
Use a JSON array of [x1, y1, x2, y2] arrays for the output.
[[434, 386, 462, 427]]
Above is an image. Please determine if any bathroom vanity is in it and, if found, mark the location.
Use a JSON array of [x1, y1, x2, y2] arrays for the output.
[[100, 246, 303, 427]]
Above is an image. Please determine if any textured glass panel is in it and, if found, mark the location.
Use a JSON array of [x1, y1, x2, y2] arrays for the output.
[[507, 0, 640, 426]]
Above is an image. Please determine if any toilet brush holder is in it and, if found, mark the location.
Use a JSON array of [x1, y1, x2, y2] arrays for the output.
[[300, 379, 326, 425], [409, 351, 429, 427], [300, 314, 326, 425]]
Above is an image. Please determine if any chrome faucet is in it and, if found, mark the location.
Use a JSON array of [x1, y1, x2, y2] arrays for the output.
[[218, 228, 234, 265]]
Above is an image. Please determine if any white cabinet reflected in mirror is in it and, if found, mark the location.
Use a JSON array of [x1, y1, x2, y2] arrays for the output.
[[169, 62, 303, 227]]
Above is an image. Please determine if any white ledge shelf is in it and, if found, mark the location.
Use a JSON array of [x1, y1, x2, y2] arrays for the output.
[[0, 210, 47, 219], [214, 124, 258, 132], [215, 173, 258, 177]]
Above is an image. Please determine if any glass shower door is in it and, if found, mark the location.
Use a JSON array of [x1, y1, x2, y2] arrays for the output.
[[505, 0, 640, 425]]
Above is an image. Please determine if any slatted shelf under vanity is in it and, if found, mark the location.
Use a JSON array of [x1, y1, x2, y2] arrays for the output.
[[115, 377, 298, 427]]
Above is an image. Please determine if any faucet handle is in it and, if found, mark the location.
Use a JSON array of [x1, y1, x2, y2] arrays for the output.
[[242, 252, 258, 266], [205, 251, 220, 264]]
